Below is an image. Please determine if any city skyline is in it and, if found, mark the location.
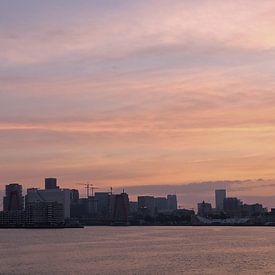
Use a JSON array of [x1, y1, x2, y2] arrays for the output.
[[1, 179, 273, 228], [1, 177, 275, 210], [1, 1, 275, 195]]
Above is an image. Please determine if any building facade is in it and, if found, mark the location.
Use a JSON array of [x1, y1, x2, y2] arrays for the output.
[[26, 187, 71, 218], [3, 184, 24, 212], [167, 195, 177, 211], [215, 189, 226, 211], [138, 196, 155, 216]]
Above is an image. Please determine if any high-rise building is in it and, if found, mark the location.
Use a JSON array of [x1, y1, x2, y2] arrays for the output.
[[70, 189, 80, 218], [197, 201, 212, 217], [3, 184, 24, 212], [87, 196, 97, 216], [155, 197, 168, 213], [138, 196, 155, 216], [167, 195, 177, 211], [129, 201, 138, 214], [215, 189, 226, 211], [110, 192, 129, 223], [223, 197, 242, 218], [95, 192, 111, 218], [45, 178, 59, 190], [70, 189, 80, 204]]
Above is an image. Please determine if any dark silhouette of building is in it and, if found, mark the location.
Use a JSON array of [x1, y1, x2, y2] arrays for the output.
[[110, 192, 129, 224], [215, 189, 226, 211], [70, 189, 80, 204], [95, 192, 111, 218], [155, 197, 168, 213], [26, 201, 64, 226], [223, 197, 243, 217], [138, 196, 155, 216], [242, 203, 266, 217], [87, 196, 97, 216], [129, 201, 138, 214], [197, 201, 212, 217], [167, 195, 177, 211], [3, 184, 24, 212], [0, 210, 25, 227], [25, 186, 71, 219], [45, 178, 59, 190], [70, 189, 80, 218]]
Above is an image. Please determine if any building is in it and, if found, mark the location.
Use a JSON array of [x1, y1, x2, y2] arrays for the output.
[[3, 184, 24, 212], [94, 192, 111, 218], [45, 178, 59, 190], [155, 197, 168, 213], [215, 189, 226, 211], [73, 198, 89, 218], [70, 189, 80, 218], [110, 192, 129, 223], [70, 189, 80, 204], [25, 201, 64, 226], [242, 203, 267, 217], [129, 201, 138, 214], [138, 196, 155, 216], [87, 196, 97, 216], [167, 195, 177, 211], [0, 210, 25, 227], [25, 187, 71, 218], [197, 201, 212, 217], [223, 197, 243, 218]]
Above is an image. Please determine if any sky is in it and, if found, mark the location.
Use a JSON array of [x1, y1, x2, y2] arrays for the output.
[[1, 1, 275, 205]]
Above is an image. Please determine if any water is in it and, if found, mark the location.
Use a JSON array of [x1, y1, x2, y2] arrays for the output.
[[0, 226, 275, 274]]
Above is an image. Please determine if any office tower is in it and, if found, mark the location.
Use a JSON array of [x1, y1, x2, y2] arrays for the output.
[[167, 195, 177, 211], [70, 189, 80, 204], [223, 197, 243, 218], [70, 189, 80, 218], [129, 201, 138, 214], [110, 192, 129, 223], [45, 178, 59, 190], [94, 192, 111, 218], [215, 189, 226, 211], [87, 196, 97, 216], [138, 196, 155, 216], [155, 197, 168, 213], [3, 184, 24, 212], [197, 201, 212, 217]]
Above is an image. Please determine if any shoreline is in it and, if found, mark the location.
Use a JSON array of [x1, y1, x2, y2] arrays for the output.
[[1, 224, 275, 229]]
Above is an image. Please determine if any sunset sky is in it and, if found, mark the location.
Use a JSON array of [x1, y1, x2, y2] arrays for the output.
[[1, 1, 275, 202]]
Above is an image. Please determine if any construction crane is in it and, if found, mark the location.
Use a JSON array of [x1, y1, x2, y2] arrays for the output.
[[77, 182, 100, 197]]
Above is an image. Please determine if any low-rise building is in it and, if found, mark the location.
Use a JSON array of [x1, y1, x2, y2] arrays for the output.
[[197, 201, 212, 217]]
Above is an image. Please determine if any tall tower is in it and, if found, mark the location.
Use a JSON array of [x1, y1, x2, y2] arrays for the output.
[[3, 183, 24, 211], [111, 193, 129, 223], [167, 195, 177, 211], [215, 189, 226, 211]]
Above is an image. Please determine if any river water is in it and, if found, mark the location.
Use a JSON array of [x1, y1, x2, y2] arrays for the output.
[[0, 226, 275, 274]]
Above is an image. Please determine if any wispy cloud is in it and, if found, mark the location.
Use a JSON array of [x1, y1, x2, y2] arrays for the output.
[[0, 1, 275, 191]]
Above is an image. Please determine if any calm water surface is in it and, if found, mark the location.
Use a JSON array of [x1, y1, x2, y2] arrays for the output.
[[0, 226, 275, 274]]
